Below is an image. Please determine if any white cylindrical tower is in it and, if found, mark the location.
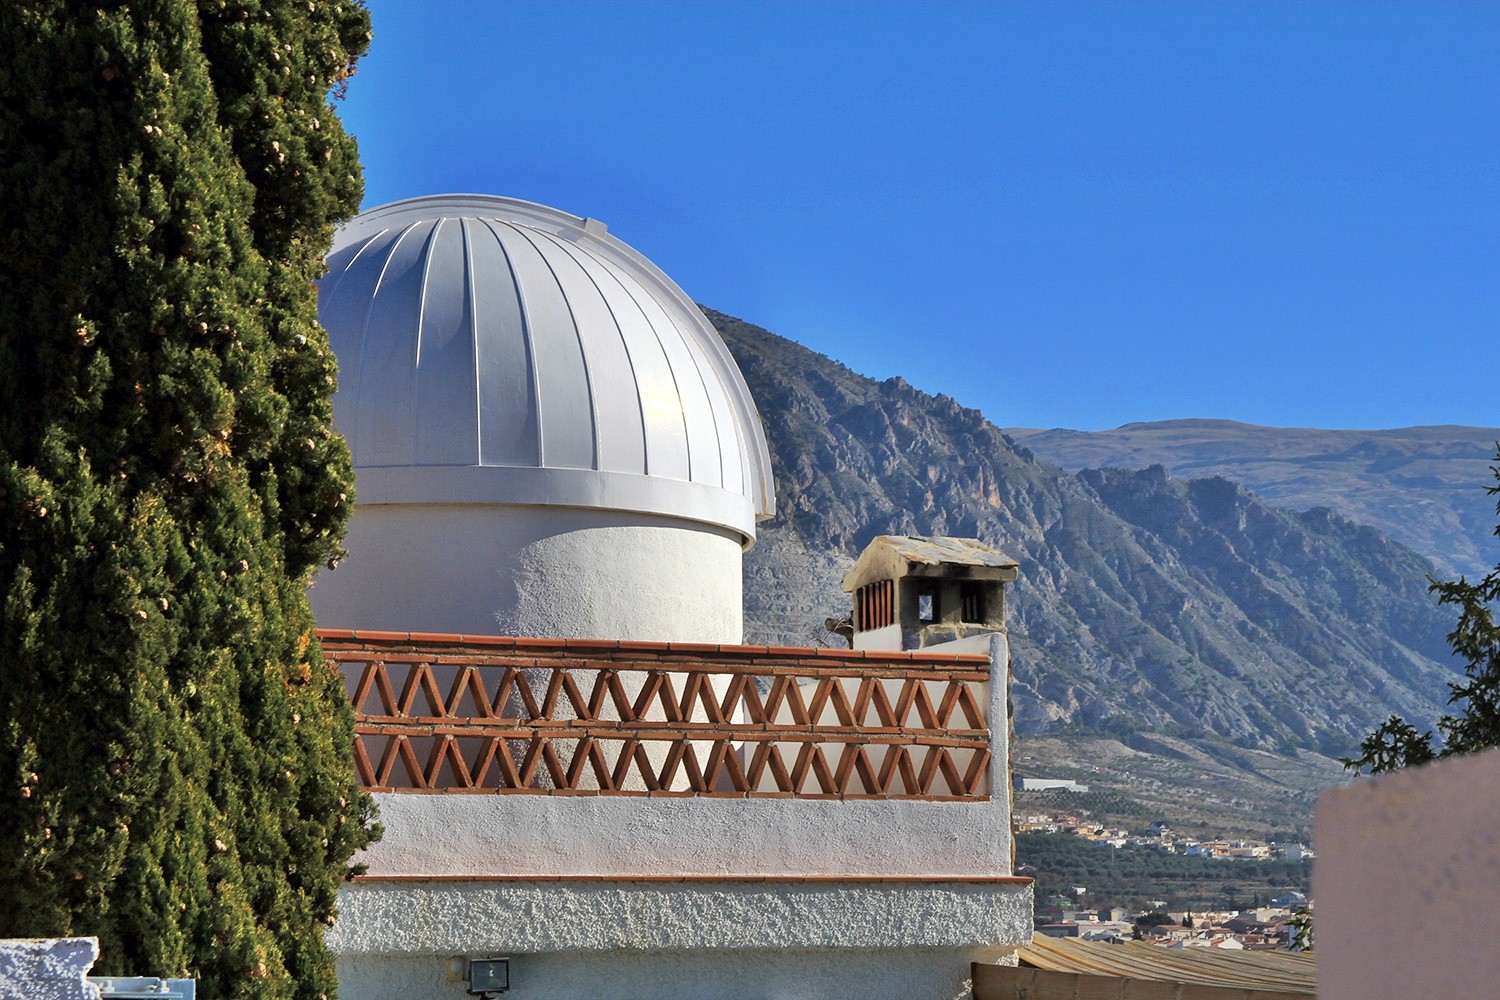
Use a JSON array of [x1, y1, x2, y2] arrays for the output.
[[311, 195, 775, 643]]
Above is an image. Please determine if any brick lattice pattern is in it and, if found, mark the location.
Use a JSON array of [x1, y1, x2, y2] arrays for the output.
[[322, 631, 992, 800]]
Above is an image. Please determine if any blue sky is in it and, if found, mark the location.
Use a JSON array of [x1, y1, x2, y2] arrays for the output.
[[340, 2, 1499, 432]]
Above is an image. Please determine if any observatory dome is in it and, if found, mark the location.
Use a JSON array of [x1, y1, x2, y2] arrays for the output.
[[312, 195, 773, 643], [317, 194, 774, 543]]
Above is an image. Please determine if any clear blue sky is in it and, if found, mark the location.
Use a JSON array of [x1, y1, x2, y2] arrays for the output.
[[340, 1, 1499, 432]]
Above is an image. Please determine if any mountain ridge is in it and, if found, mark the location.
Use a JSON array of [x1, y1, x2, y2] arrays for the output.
[[708, 307, 1462, 756], [1009, 420, 1499, 577]]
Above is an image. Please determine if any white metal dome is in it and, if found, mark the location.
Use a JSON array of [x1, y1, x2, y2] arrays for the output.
[[317, 194, 775, 544]]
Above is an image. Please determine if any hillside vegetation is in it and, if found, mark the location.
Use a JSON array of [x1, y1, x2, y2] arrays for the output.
[[1016, 832, 1310, 913]]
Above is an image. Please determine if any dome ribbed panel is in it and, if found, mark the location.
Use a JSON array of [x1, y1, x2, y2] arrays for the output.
[[354, 220, 434, 466], [590, 251, 724, 488], [690, 338, 746, 496], [466, 219, 540, 468], [526, 229, 647, 477], [560, 234, 692, 483], [321, 226, 404, 459], [488, 221, 595, 471], [319, 194, 775, 542], [413, 219, 479, 466]]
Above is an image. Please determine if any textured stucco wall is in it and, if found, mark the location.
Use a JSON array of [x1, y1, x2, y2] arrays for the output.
[[1315, 746, 1500, 1000], [336, 946, 1015, 1000], [329, 879, 1032, 1000], [0, 938, 99, 1000], [330, 879, 1033, 954], [309, 504, 744, 642]]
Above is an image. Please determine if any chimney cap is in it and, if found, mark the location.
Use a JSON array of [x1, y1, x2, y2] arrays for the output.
[[842, 535, 1018, 592]]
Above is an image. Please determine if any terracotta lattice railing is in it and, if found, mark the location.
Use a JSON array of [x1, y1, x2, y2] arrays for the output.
[[321, 630, 994, 801]]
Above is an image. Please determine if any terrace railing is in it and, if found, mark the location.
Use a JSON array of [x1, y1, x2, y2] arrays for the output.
[[322, 630, 994, 801]]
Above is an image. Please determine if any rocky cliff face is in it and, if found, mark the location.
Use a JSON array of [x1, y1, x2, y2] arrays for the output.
[[711, 309, 1458, 754], [1010, 419, 1500, 577]]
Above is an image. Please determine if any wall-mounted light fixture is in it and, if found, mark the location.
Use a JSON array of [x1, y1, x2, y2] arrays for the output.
[[465, 957, 509, 997]]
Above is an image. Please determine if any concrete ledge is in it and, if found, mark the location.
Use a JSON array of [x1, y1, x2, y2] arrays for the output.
[[329, 877, 1034, 954], [349, 467, 760, 543]]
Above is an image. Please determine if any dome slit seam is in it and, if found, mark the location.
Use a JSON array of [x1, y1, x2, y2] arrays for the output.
[[411, 218, 446, 465], [461, 218, 483, 466]]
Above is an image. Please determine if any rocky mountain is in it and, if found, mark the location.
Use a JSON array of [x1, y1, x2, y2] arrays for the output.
[[1009, 420, 1500, 578], [710, 309, 1461, 756]]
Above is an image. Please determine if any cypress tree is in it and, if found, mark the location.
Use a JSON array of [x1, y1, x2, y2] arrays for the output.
[[0, 3, 375, 997]]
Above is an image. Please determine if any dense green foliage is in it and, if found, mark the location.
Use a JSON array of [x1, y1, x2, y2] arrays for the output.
[[1346, 448, 1500, 774], [0, 2, 374, 996], [1017, 833, 1310, 911]]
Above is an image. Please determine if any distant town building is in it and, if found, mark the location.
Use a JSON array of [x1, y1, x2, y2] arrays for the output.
[[1015, 777, 1091, 793]]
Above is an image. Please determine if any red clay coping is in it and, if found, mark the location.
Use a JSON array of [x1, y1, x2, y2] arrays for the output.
[[316, 629, 992, 666], [351, 873, 1032, 886]]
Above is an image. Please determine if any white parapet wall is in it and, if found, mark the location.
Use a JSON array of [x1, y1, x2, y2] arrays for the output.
[[359, 793, 1013, 879], [346, 631, 1016, 878], [327, 631, 1033, 1000]]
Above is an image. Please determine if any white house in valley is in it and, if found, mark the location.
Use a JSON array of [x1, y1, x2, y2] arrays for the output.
[[308, 194, 1033, 1000]]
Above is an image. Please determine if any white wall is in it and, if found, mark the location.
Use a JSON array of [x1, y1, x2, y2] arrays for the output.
[[309, 504, 744, 643], [852, 623, 902, 651], [1315, 746, 1500, 1000], [920, 633, 1002, 656], [361, 793, 1012, 879]]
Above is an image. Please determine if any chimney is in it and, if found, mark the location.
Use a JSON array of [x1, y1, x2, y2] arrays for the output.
[[841, 536, 1018, 652]]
